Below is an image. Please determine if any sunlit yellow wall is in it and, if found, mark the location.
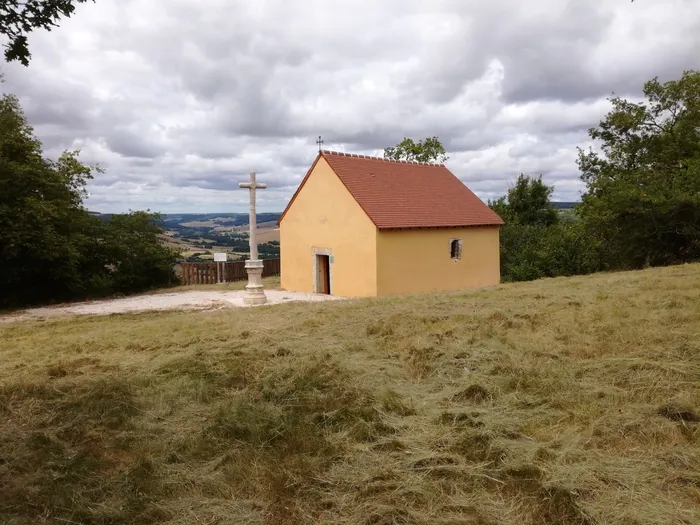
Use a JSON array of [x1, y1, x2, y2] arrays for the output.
[[280, 157, 378, 297], [376, 226, 500, 296]]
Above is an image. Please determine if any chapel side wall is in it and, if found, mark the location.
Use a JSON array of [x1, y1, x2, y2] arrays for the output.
[[376, 226, 500, 296], [280, 157, 378, 297]]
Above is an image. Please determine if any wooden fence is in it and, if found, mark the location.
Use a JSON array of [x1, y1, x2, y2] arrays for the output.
[[179, 258, 281, 286]]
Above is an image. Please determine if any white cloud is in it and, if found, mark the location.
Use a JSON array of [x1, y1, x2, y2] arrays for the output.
[[1, 0, 699, 212]]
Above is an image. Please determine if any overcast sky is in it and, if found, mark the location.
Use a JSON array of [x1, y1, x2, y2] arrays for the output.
[[2, 0, 699, 213]]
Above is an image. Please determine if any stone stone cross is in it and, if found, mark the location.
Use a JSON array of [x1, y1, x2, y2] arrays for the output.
[[239, 171, 267, 305]]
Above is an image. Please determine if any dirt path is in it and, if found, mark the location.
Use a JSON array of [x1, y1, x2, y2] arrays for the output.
[[1, 290, 343, 323]]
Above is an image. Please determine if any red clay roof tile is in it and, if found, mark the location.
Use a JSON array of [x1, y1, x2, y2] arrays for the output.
[[278, 150, 504, 229]]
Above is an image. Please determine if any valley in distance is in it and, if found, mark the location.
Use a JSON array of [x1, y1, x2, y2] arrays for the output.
[[88, 203, 577, 263], [90, 211, 282, 262]]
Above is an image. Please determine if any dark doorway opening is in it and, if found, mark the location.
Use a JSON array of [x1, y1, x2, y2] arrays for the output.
[[316, 254, 331, 294]]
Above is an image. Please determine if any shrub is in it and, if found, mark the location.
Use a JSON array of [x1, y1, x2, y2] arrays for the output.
[[500, 222, 602, 282]]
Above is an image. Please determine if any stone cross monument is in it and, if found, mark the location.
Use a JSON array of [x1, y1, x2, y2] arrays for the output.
[[239, 171, 267, 305]]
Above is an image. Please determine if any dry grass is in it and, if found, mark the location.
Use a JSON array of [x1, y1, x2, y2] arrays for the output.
[[1, 264, 699, 524]]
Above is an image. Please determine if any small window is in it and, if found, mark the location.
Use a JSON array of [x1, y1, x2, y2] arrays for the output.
[[450, 239, 462, 260]]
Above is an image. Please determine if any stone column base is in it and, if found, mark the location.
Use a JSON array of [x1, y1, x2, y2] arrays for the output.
[[243, 259, 267, 305]]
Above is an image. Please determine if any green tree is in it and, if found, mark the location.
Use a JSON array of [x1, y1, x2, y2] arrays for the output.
[[0, 93, 99, 305], [497, 221, 602, 282], [577, 70, 700, 268], [102, 211, 179, 294], [384, 136, 448, 164], [489, 174, 559, 226], [489, 174, 603, 282], [1, 0, 94, 66], [0, 91, 180, 307]]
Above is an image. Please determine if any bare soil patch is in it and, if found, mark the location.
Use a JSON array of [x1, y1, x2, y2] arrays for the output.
[[1, 289, 342, 323]]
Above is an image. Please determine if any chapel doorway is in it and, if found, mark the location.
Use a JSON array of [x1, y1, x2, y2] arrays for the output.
[[316, 254, 331, 294]]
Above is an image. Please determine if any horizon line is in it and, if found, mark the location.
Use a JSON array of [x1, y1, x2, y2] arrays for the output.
[[87, 200, 582, 214]]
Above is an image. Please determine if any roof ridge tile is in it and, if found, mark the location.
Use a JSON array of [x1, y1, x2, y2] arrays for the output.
[[321, 149, 442, 167]]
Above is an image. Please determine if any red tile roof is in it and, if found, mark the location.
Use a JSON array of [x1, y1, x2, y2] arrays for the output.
[[278, 150, 504, 230]]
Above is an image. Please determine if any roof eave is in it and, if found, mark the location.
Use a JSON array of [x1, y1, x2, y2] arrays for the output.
[[377, 222, 504, 231]]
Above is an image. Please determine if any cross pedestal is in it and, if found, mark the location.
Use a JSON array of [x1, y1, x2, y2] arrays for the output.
[[239, 171, 267, 305], [243, 259, 266, 305]]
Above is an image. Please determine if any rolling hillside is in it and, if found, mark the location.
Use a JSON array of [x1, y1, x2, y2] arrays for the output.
[[1, 264, 699, 524], [159, 213, 281, 261]]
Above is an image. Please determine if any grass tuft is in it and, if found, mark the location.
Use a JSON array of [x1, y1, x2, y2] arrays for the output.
[[657, 402, 699, 423], [451, 430, 507, 465], [380, 389, 417, 416], [1, 263, 700, 523], [452, 384, 493, 403], [529, 486, 595, 525], [56, 379, 139, 430]]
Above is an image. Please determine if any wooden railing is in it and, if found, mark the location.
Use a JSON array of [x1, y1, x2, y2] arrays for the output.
[[179, 259, 280, 286]]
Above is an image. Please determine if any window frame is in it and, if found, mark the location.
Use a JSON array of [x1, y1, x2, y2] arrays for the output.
[[449, 238, 462, 260]]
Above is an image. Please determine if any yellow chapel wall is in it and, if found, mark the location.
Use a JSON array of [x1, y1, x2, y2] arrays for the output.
[[279, 157, 378, 297], [376, 226, 500, 296]]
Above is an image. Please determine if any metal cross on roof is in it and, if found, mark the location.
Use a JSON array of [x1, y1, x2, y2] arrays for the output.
[[316, 135, 324, 152]]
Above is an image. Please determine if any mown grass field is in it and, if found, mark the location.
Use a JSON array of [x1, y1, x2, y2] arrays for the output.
[[1, 264, 699, 524]]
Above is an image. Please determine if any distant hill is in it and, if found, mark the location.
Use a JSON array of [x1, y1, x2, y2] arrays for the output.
[[92, 207, 579, 221], [87, 212, 282, 227], [162, 213, 281, 226], [87, 211, 113, 222]]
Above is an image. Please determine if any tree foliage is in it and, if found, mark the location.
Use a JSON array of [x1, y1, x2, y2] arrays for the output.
[[488, 174, 600, 282], [100, 211, 180, 294], [0, 0, 94, 66], [384, 136, 448, 164], [1, 93, 91, 303], [489, 174, 559, 226], [490, 70, 700, 283], [498, 222, 602, 283], [577, 70, 700, 269], [0, 92, 179, 308]]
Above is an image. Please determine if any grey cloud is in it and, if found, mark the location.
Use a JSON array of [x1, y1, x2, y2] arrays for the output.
[[1, 0, 698, 212], [31, 130, 76, 152], [493, 3, 614, 103], [493, 2, 700, 103], [129, 158, 156, 168], [327, 130, 401, 151], [508, 141, 556, 161], [7, 75, 92, 130], [447, 132, 503, 153], [105, 129, 164, 159], [177, 169, 295, 191]]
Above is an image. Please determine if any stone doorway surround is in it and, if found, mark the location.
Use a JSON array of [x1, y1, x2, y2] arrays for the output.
[[312, 247, 333, 294]]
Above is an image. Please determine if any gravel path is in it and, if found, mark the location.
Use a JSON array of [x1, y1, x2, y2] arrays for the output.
[[1, 290, 343, 323]]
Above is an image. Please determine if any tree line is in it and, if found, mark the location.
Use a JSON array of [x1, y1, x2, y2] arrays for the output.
[[0, 93, 181, 308], [386, 70, 700, 282]]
